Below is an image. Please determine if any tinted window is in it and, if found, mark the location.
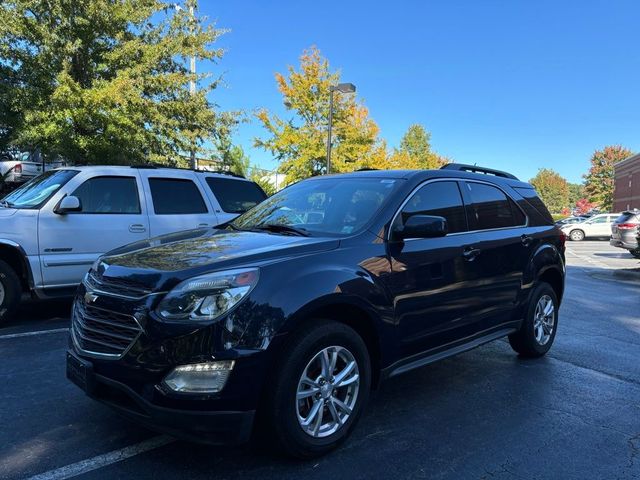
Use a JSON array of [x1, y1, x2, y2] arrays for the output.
[[399, 181, 467, 233], [466, 182, 525, 230], [513, 186, 553, 224], [589, 216, 608, 224], [205, 177, 267, 213], [149, 178, 208, 215], [72, 176, 140, 214], [615, 212, 640, 224]]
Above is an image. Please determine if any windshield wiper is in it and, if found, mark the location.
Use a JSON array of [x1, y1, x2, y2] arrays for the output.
[[251, 224, 310, 237]]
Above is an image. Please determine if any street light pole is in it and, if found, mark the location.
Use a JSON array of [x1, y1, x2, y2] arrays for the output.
[[188, 2, 197, 170], [326, 83, 356, 174]]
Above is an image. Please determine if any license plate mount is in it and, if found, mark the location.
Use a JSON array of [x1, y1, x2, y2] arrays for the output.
[[66, 352, 95, 394]]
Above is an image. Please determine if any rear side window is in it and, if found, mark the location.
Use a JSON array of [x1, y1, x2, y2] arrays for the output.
[[149, 178, 208, 215], [465, 182, 526, 230], [205, 177, 267, 214], [513, 186, 553, 224], [72, 176, 141, 214], [615, 212, 639, 223], [399, 181, 468, 233]]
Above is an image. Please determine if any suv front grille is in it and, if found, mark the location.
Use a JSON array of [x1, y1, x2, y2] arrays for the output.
[[84, 271, 153, 300], [71, 301, 142, 358]]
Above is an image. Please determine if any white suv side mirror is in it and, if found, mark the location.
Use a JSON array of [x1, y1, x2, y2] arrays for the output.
[[55, 195, 82, 214]]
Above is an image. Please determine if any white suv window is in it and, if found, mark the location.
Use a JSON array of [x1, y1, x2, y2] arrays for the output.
[[148, 178, 208, 215], [72, 176, 141, 214]]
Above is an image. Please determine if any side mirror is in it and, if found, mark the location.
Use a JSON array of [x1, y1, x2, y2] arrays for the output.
[[55, 195, 81, 214], [392, 215, 448, 240]]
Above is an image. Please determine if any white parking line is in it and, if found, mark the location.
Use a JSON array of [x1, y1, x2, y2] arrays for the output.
[[0, 327, 69, 340], [25, 435, 175, 480]]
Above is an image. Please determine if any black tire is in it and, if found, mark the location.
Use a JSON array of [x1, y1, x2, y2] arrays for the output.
[[630, 249, 640, 259], [569, 229, 585, 241], [263, 320, 371, 458], [0, 259, 21, 324], [509, 282, 558, 358]]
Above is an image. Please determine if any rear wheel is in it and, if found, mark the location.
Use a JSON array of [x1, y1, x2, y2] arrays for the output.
[[509, 282, 558, 358], [0, 259, 21, 324], [569, 229, 585, 241], [263, 320, 371, 458], [630, 249, 640, 259]]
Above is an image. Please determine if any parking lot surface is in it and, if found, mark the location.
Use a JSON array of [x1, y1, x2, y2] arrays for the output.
[[1, 241, 638, 480]]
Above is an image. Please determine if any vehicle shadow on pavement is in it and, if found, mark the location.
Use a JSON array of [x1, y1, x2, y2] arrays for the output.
[[1, 296, 72, 330]]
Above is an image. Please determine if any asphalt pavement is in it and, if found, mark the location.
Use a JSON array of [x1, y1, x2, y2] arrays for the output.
[[1, 241, 639, 480]]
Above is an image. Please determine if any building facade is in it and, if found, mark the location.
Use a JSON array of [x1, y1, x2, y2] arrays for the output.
[[613, 153, 640, 212]]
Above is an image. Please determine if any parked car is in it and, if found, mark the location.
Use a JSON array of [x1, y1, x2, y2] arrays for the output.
[[0, 165, 267, 323], [555, 215, 589, 226], [560, 213, 620, 241], [66, 163, 565, 458], [610, 210, 640, 258], [0, 151, 65, 191]]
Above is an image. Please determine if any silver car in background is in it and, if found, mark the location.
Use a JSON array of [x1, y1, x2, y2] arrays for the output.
[[610, 210, 640, 258]]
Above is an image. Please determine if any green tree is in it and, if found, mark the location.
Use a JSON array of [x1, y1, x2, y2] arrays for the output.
[[255, 46, 383, 184], [396, 124, 446, 169], [583, 145, 633, 211], [0, 0, 228, 165], [568, 183, 584, 208], [529, 168, 570, 214]]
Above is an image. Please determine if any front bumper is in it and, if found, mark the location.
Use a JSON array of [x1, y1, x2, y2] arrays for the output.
[[66, 350, 255, 445]]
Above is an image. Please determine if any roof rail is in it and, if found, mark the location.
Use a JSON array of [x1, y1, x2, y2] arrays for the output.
[[355, 167, 379, 171], [129, 164, 245, 179], [440, 163, 519, 180], [197, 169, 246, 179]]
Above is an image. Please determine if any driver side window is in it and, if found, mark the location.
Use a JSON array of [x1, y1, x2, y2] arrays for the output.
[[72, 176, 141, 214], [398, 181, 468, 234]]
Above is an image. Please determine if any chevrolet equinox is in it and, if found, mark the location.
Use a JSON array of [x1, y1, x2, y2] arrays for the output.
[[66, 164, 566, 458]]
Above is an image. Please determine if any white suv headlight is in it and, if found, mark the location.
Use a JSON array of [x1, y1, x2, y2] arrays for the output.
[[156, 268, 259, 322]]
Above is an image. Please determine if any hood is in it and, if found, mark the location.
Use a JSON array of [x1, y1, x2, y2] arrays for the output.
[[0, 207, 18, 218], [98, 228, 339, 289]]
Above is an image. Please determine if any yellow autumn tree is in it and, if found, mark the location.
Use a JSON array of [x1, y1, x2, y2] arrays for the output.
[[255, 46, 384, 184]]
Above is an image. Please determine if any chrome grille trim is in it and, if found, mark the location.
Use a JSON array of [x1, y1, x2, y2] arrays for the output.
[[83, 271, 164, 300], [71, 301, 143, 359]]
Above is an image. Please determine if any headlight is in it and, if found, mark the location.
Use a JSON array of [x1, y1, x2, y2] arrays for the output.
[[155, 268, 259, 322]]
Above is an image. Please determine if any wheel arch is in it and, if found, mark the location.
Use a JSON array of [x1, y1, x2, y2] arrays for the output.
[[0, 240, 33, 292]]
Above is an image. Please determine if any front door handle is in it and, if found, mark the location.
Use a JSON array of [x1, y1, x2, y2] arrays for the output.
[[462, 247, 482, 261], [197, 223, 209, 228], [521, 234, 533, 247], [129, 224, 146, 233]]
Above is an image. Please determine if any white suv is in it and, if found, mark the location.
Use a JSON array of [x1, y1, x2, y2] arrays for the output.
[[0, 165, 267, 322], [560, 213, 620, 241]]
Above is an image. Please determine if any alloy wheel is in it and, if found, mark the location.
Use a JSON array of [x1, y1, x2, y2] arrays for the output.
[[533, 294, 555, 345], [0, 280, 5, 306], [296, 346, 360, 438]]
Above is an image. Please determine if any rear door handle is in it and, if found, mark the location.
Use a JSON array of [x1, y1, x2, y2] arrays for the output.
[[129, 224, 146, 233], [521, 234, 533, 247], [462, 247, 481, 261]]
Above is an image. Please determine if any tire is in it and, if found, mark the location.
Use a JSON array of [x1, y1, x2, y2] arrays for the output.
[[0, 259, 21, 324], [263, 320, 371, 458], [509, 282, 559, 358], [630, 249, 640, 259], [569, 229, 585, 241]]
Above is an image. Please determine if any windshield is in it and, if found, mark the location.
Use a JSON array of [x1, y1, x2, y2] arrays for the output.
[[2, 170, 79, 209], [231, 177, 400, 237]]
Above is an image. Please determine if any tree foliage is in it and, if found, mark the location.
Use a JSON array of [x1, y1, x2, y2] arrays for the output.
[[568, 183, 584, 208], [254, 46, 384, 184], [529, 168, 569, 214], [583, 145, 633, 211], [0, 0, 229, 165], [575, 198, 597, 215]]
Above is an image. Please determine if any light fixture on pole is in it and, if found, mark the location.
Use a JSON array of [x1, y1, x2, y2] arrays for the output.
[[326, 82, 356, 174]]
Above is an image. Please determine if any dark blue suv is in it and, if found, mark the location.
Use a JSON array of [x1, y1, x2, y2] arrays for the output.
[[66, 164, 565, 458]]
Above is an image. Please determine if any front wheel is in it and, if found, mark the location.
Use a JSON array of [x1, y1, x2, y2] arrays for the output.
[[569, 229, 585, 241], [263, 320, 371, 458], [509, 282, 559, 358], [0, 259, 21, 325]]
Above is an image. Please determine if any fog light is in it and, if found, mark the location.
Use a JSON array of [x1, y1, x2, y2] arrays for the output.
[[162, 361, 235, 393]]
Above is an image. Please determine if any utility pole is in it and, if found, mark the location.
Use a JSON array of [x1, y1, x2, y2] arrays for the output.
[[189, 2, 197, 170]]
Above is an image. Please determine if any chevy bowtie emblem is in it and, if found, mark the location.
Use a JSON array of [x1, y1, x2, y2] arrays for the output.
[[84, 292, 99, 304]]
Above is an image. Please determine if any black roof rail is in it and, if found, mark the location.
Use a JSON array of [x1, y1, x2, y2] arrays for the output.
[[440, 163, 519, 180], [129, 164, 245, 179], [356, 167, 379, 171]]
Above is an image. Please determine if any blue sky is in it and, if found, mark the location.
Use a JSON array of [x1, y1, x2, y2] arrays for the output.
[[198, 0, 639, 184]]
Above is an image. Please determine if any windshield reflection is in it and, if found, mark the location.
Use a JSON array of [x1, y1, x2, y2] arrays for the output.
[[231, 178, 399, 237]]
